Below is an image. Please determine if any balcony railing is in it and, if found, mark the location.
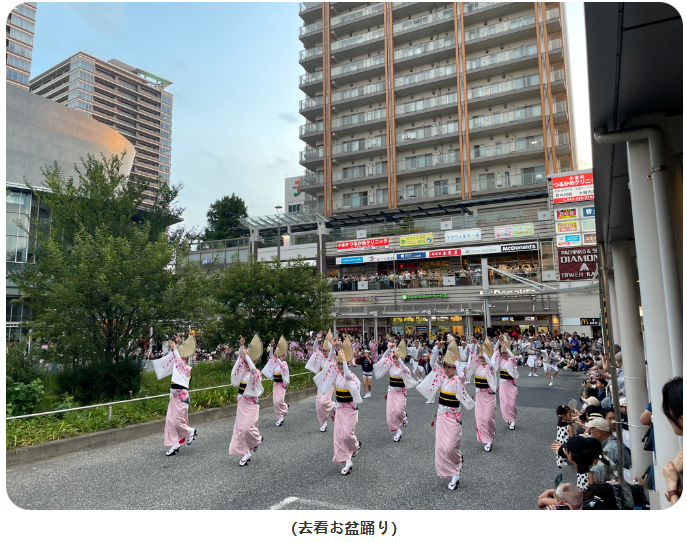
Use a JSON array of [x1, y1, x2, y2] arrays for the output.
[[468, 105, 541, 129], [299, 70, 323, 86], [299, 45, 323, 61], [465, 13, 535, 42], [331, 107, 386, 128], [548, 37, 562, 51], [396, 151, 460, 173], [467, 74, 539, 100], [555, 132, 570, 146], [331, 28, 385, 53], [331, 54, 384, 77], [397, 182, 462, 203], [553, 101, 567, 114], [550, 69, 565, 83], [470, 137, 544, 159], [333, 165, 387, 182], [465, 44, 538, 70], [300, 147, 324, 161], [299, 2, 322, 13], [394, 36, 455, 60], [395, 63, 457, 88], [396, 92, 458, 115], [397, 121, 459, 143], [299, 20, 323, 37], [464, 2, 497, 12], [546, 7, 560, 19], [301, 172, 322, 187], [332, 138, 385, 155], [331, 3, 384, 26], [471, 172, 546, 193], [300, 95, 324, 111], [393, 8, 454, 33], [299, 121, 324, 136], [332, 81, 385, 103], [333, 192, 386, 210]]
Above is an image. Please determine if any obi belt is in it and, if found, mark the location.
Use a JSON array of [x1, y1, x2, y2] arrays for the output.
[[438, 389, 460, 408], [335, 388, 353, 403], [474, 376, 490, 389], [389, 376, 405, 388]]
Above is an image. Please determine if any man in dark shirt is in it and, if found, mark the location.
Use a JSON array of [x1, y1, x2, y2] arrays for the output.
[[359, 349, 375, 398]]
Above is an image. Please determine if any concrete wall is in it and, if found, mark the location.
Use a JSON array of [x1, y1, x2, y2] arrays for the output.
[[258, 242, 318, 262], [5, 83, 135, 189]]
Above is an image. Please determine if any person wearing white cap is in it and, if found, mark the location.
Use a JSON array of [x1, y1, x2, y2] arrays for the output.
[[408, 340, 422, 380], [360, 348, 374, 398], [458, 339, 470, 375], [523, 335, 540, 377], [541, 346, 561, 387]]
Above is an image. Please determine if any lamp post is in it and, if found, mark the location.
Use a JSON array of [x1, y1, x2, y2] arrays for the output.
[[275, 205, 283, 263]]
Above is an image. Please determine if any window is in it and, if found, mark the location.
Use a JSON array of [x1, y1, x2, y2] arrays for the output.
[[406, 183, 423, 199], [6, 54, 30, 72], [160, 164, 171, 173], [161, 122, 172, 131], [6, 68, 29, 85], [161, 113, 172, 122], [8, 40, 31, 59], [161, 94, 173, 105], [161, 104, 173, 114], [67, 99, 93, 112], [11, 14, 35, 32], [68, 90, 92, 102], [517, 135, 544, 151], [342, 165, 366, 179], [521, 166, 546, 184], [342, 139, 365, 153], [120, 80, 138, 91], [70, 58, 95, 73], [9, 28, 33, 45], [376, 188, 388, 204], [288, 203, 302, 214], [433, 179, 448, 196], [375, 161, 387, 175], [120, 91, 138, 101], [405, 153, 433, 169], [159, 155, 171, 164], [159, 172, 171, 181], [343, 191, 368, 208], [160, 147, 171, 156], [14, 4, 36, 20], [69, 80, 94, 93], [161, 130, 172, 139], [160, 138, 171, 148], [69, 69, 94, 84]]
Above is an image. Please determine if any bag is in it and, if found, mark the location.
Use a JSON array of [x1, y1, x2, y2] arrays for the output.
[[641, 427, 653, 452]]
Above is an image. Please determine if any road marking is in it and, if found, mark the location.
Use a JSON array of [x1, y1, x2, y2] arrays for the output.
[[268, 496, 350, 510]]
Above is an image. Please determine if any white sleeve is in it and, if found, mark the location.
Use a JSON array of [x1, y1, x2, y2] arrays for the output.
[[153, 350, 175, 380], [245, 354, 256, 372]]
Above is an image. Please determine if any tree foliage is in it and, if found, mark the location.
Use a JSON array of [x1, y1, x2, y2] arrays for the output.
[[203, 193, 248, 241]]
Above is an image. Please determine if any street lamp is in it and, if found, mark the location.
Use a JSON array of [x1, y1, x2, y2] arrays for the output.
[[275, 205, 283, 263]]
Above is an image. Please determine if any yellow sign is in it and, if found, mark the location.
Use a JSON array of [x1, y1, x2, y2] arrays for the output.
[[399, 233, 433, 247]]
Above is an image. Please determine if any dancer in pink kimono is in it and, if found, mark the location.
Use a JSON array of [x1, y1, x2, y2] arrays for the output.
[[353, 337, 361, 362], [417, 348, 475, 490], [154, 335, 197, 457], [493, 336, 519, 430], [373, 340, 418, 442], [466, 340, 498, 452], [305, 331, 335, 432], [262, 336, 290, 427], [228, 336, 265, 466], [369, 338, 379, 363], [313, 337, 363, 475]]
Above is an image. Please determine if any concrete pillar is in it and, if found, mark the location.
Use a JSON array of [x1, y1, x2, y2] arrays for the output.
[[374, 316, 378, 341], [611, 240, 652, 479], [481, 258, 491, 333], [248, 226, 261, 258], [607, 274, 621, 347], [627, 139, 680, 507], [333, 318, 337, 336], [316, 219, 330, 275]]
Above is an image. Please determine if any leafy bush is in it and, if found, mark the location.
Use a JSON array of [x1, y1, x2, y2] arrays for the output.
[[6, 377, 45, 416], [6, 340, 43, 384], [55, 358, 143, 404]]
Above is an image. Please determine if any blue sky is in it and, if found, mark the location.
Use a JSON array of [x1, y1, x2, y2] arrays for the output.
[[28, 2, 591, 231]]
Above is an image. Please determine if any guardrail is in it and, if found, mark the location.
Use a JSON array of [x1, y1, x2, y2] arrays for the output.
[[6, 371, 314, 422]]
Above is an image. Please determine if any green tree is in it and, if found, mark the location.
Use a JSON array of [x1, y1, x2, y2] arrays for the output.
[[203, 193, 248, 240], [205, 255, 334, 351], [9, 153, 215, 402]]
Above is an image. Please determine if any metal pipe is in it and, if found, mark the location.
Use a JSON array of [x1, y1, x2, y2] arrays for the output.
[[594, 125, 682, 376]]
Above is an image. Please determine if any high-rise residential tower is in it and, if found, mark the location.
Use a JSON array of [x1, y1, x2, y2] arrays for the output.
[[298, 2, 574, 216], [6, 2, 38, 89], [29, 52, 173, 203]]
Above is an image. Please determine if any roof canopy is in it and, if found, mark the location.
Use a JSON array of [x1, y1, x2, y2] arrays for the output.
[[239, 211, 326, 233]]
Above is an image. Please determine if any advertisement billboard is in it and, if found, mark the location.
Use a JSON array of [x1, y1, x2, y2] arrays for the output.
[[494, 223, 535, 239], [399, 233, 434, 247], [581, 205, 595, 218], [336, 253, 394, 264], [556, 208, 579, 221], [396, 251, 428, 260], [429, 248, 461, 258], [556, 220, 580, 233], [558, 246, 598, 280], [556, 233, 582, 247], [581, 218, 596, 231], [445, 228, 482, 243], [583, 233, 597, 246], [501, 242, 538, 252], [552, 173, 595, 204], [336, 237, 389, 251]]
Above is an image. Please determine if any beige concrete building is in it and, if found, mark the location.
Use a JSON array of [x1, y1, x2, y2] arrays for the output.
[[6, 2, 38, 89]]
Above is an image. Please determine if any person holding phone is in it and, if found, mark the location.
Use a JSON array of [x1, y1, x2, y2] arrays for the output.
[[360, 349, 374, 398]]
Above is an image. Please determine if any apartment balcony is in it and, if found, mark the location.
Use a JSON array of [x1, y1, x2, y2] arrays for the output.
[[395, 92, 458, 123], [299, 2, 322, 25], [332, 165, 389, 189], [396, 181, 463, 206], [332, 81, 386, 110], [464, 13, 537, 53], [331, 3, 384, 35], [470, 138, 545, 167], [546, 6, 561, 33], [299, 45, 323, 72], [331, 2, 368, 12], [465, 44, 539, 81], [393, 7, 455, 43], [299, 146, 324, 169], [332, 138, 387, 162], [462, 2, 524, 24], [331, 54, 385, 86], [299, 121, 324, 145], [471, 171, 546, 197], [299, 20, 323, 48], [555, 132, 571, 156], [396, 151, 461, 180], [394, 63, 458, 97], [332, 192, 388, 214], [550, 69, 566, 93], [468, 105, 543, 139], [331, 28, 385, 59], [331, 107, 386, 137], [299, 95, 324, 123], [548, 37, 563, 63], [299, 70, 324, 96], [466, 75, 541, 108], [299, 172, 324, 195], [552, 101, 568, 124], [392, 2, 429, 19], [393, 36, 456, 71], [396, 121, 460, 151]]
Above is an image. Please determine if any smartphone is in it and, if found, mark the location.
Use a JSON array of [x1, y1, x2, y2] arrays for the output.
[[554, 505, 570, 510]]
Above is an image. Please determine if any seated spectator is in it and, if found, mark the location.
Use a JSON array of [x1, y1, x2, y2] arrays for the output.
[[585, 417, 632, 490], [661, 376, 683, 507]]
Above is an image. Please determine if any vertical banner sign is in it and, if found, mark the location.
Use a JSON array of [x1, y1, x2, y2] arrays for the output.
[[552, 172, 595, 203], [557, 246, 598, 280]]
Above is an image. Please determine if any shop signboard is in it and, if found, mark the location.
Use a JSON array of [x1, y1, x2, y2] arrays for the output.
[[336, 253, 394, 264], [401, 293, 448, 300], [429, 248, 461, 258], [583, 233, 597, 245], [556, 233, 582, 247], [501, 242, 538, 252], [580, 317, 600, 325], [392, 326, 404, 335], [336, 256, 364, 264], [581, 218, 596, 231], [581, 205, 595, 218], [556, 207, 579, 221], [494, 223, 535, 239], [445, 228, 482, 243], [336, 237, 389, 251], [416, 326, 427, 333], [396, 251, 428, 260], [556, 220, 580, 233], [357, 280, 368, 290], [440, 218, 453, 231], [462, 244, 502, 255], [552, 172, 595, 203], [557, 246, 598, 280], [399, 233, 433, 247]]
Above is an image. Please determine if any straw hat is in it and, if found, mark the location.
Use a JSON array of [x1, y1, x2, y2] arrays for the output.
[[448, 340, 460, 359], [443, 349, 457, 367], [483, 337, 494, 358], [342, 336, 354, 363], [395, 339, 407, 359], [386, 333, 393, 341], [275, 335, 288, 358], [177, 335, 196, 359], [323, 330, 333, 351], [246, 334, 263, 361], [336, 350, 345, 363], [501, 336, 511, 353]]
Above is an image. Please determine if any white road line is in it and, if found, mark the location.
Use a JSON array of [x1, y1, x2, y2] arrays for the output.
[[269, 497, 299, 510], [268, 496, 350, 510]]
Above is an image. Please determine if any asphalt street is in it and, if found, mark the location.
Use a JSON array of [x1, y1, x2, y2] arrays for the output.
[[6, 367, 584, 510]]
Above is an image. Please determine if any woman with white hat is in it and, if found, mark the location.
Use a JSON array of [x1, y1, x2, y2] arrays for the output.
[[262, 336, 291, 427], [314, 336, 364, 475], [228, 335, 265, 466], [305, 331, 336, 432], [417, 348, 475, 490], [466, 338, 498, 451], [373, 340, 417, 442]]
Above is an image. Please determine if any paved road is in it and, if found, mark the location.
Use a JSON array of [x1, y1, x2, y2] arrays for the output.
[[7, 368, 583, 510]]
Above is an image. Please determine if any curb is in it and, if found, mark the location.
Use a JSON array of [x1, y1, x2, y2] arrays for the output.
[[6, 385, 318, 469]]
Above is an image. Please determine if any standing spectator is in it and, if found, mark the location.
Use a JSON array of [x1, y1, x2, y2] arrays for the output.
[[569, 333, 580, 357], [661, 377, 683, 506]]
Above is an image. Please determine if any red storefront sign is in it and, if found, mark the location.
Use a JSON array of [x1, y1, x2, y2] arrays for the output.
[[428, 248, 461, 258], [336, 238, 389, 251], [552, 173, 595, 204], [558, 246, 598, 281]]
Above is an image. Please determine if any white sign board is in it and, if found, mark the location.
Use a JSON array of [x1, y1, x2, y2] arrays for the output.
[[440, 218, 453, 231], [556, 234, 582, 247], [445, 228, 482, 243], [356, 229, 367, 239], [357, 280, 369, 290], [442, 275, 456, 286]]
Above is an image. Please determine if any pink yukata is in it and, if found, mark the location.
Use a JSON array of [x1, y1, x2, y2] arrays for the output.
[[416, 347, 475, 479], [493, 346, 519, 425], [373, 346, 417, 433], [153, 348, 194, 447], [466, 349, 498, 444], [305, 338, 335, 426], [228, 351, 264, 457], [369, 341, 378, 363], [262, 346, 290, 421]]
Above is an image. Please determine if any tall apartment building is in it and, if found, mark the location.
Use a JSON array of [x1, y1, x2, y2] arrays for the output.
[[29, 52, 173, 203], [6, 2, 38, 89], [298, 2, 574, 216]]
